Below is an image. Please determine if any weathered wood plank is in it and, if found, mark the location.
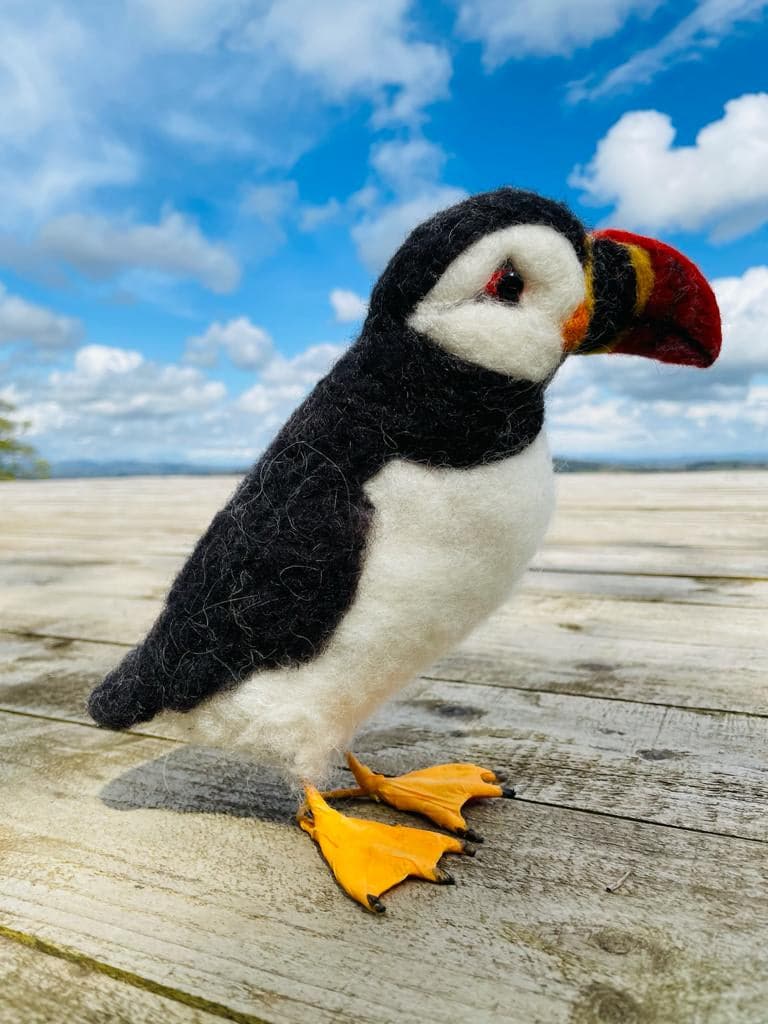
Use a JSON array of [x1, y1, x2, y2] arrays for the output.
[[4, 553, 768, 611], [1, 713, 766, 1024], [535, 546, 768, 579], [357, 678, 768, 841], [2, 636, 767, 840], [526, 569, 768, 609], [1, 470, 765, 1024], [430, 593, 768, 716], [0, 633, 123, 723], [553, 471, 768, 510], [4, 572, 767, 651], [3, 505, 765, 548], [3, 568, 766, 717], [0, 934, 224, 1024], [2, 469, 764, 516], [2, 474, 767, 582]]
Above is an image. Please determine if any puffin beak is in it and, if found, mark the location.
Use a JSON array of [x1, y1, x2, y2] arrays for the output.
[[563, 229, 722, 366]]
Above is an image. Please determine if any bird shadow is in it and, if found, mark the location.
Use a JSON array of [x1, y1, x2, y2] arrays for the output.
[[99, 746, 298, 825]]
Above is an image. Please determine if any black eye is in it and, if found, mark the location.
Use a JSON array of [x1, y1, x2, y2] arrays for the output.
[[485, 267, 524, 304]]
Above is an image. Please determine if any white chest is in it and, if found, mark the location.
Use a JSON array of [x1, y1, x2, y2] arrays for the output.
[[358, 430, 555, 658], [166, 431, 555, 780]]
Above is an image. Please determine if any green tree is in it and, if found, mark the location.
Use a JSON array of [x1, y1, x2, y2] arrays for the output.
[[0, 399, 49, 480]]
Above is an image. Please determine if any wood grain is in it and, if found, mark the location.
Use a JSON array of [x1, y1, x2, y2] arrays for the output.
[[1, 714, 766, 1024], [0, 934, 225, 1024], [3, 635, 767, 840], [1, 471, 766, 1023]]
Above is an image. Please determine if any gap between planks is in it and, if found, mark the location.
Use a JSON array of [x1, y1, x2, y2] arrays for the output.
[[3, 670, 767, 845], [1, 702, 763, 848], [0, 927, 265, 1024], [3, 711, 766, 1024], [3, 622, 765, 723]]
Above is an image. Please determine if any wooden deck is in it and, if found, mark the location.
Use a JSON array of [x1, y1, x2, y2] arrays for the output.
[[1, 471, 766, 1024]]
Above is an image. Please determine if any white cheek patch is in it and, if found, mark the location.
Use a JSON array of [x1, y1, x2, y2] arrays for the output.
[[408, 223, 585, 380]]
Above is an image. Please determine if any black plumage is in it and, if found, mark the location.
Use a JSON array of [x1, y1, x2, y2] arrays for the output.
[[87, 188, 584, 730]]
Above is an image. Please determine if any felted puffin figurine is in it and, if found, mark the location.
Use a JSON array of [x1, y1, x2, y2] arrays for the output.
[[88, 188, 721, 912]]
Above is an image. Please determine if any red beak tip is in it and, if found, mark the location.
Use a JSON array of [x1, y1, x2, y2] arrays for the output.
[[594, 229, 722, 368]]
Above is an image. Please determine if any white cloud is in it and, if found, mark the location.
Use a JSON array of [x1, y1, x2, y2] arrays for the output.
[[329, 289, 368, 323], [0, 8, 139, 223], [25, 210, 241, 293], [455, 0, 657, 66], [241, 183, 346, 246], [0, 148, 138, 231], [241, 181, 299, 221], [350, 137, 467, 272], [12, 333, 348, 464], [235, 382, 300, 416], [70, 345, 144, 379], [548, 263, 768, 457], [132, 0, 248, 50], [162, 111, 256, 154], [235, 138, 463, 268], [370, 138, 447, 193], [571, 94, 768, 241], [353, 187, 467, 273], [137, 0, 453, 133], [569, 0, 768, 102], [712, 266, 768, 384], [548, 375, 768, 458], [0, 2, 450, 229], [247, 0, 451, 125], [299, 199, 342, 232], [45, 344, 226, 420], [236, 342, 345, 419], [185, 318, 274, 369], [261, 343, 345, 388], [12, 342, 228, 463], [349, 186, 380, 212], [0, 283, 82, 349]]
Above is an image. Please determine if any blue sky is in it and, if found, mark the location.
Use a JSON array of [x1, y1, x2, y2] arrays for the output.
[[1, 0, 766, 465]]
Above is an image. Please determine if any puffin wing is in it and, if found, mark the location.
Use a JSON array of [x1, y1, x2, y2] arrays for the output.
[[87, 389, 373, 730]]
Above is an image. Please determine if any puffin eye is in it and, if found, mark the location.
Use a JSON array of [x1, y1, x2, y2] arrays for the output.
[[484, 266, 524, 305]]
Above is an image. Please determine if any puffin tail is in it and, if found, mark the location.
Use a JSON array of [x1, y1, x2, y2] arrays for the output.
[[87, 644, 165, 730]]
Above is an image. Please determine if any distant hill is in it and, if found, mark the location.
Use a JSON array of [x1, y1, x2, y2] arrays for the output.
[[47, 457, 768, 478], [553, 458, 768, 473], [50, 460, 246, 478]]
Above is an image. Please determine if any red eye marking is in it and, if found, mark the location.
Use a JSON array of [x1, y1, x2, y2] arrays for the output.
[[484, 267, 524, 304], [484, 268, 506, 297]]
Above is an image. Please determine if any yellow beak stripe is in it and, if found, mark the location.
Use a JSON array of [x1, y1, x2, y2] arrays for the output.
[[627, 243, 655, 315]]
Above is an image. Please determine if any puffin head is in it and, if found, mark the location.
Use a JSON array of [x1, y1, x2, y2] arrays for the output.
[[366, 188, 721, 384]]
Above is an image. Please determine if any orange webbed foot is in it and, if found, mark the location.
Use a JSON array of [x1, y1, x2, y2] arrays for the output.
[[344, 754, 514, 840], [298, 786, 472, 913]]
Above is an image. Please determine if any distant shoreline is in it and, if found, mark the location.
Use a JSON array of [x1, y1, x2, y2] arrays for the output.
[[38, 458, 768, 479]]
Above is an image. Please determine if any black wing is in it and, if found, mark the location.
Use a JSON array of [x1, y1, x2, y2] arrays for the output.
[[87, 330, 544, 729]]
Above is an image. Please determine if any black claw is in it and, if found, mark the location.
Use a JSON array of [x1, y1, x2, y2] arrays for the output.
[[434, 869, 455, 885], [367, 894, 386, 914], [462, 841, 478, 857], [458, 827, 484, 844], [501, 786, 516, 799]]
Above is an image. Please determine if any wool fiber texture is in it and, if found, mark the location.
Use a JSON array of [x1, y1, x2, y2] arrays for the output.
[[155, 433, 554, 780], [87, 184, 723, 778], [88, 187, 578, 736], [88, 304, 546, 732]]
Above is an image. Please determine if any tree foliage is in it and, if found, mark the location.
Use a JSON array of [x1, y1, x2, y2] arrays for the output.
[[0, 399, 49, 480]]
